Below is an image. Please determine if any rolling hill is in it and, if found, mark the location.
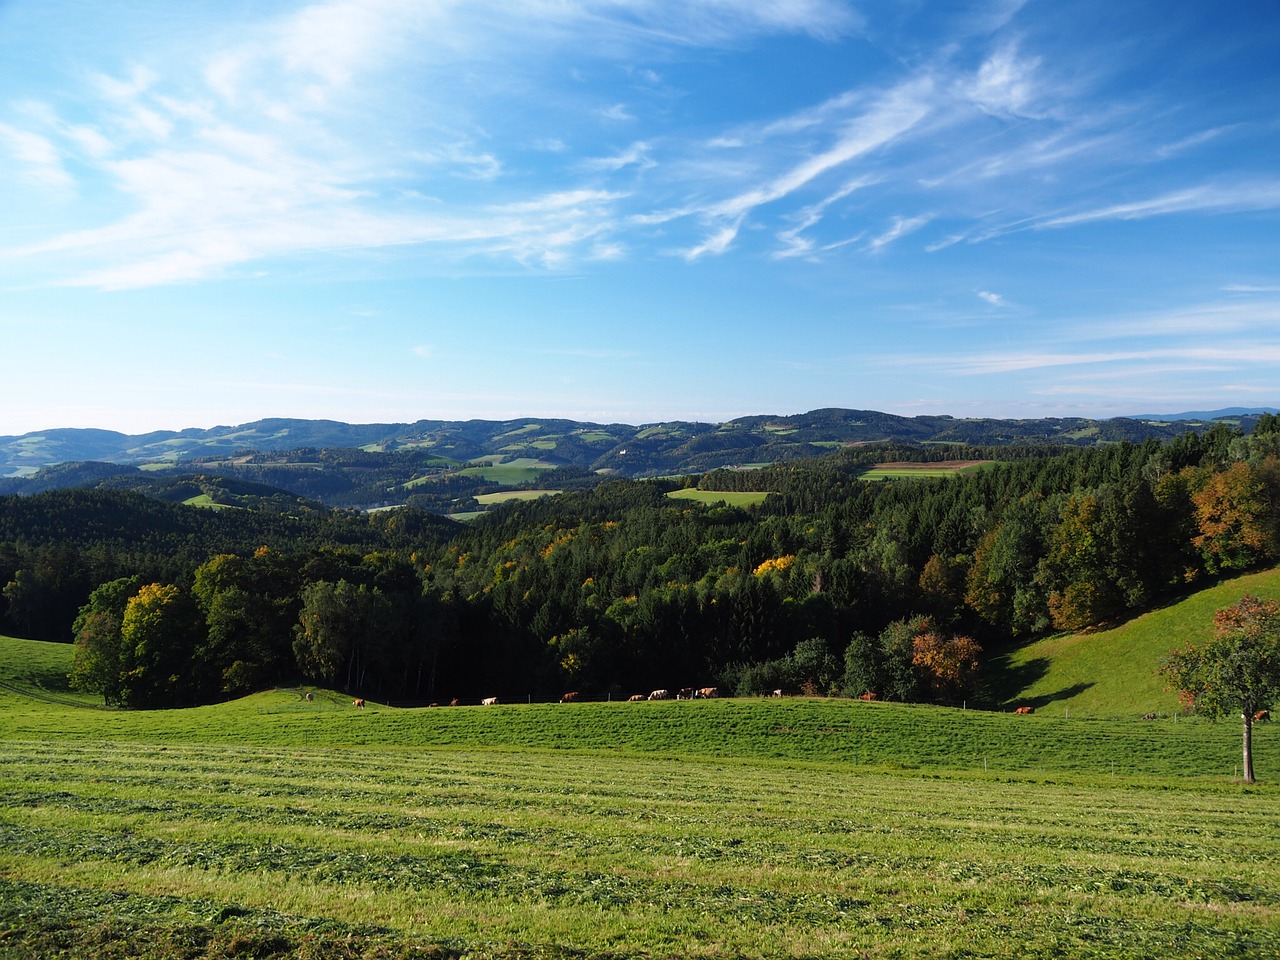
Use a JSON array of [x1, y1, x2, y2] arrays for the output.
[[1, 407, 1260, 510], [983, 566, 1280, 718]]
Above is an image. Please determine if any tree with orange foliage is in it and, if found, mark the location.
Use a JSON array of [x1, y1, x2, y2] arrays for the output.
[[911, 629, 982, 705], [1191, 459, 1280, 574]]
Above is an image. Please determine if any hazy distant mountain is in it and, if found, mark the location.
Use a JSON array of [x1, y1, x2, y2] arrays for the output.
[[1129, 407, 1278, 422]]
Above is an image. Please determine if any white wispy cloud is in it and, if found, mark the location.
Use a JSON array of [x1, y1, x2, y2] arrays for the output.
[[867, 214, 932, 252], [773, 176, 873, 258], [1040, 181, 1280, 228], [581, 141, 654, 172], [2, 0, 1275, 294], [960, 44, 1044, 118], [0, 122, 75, 192]]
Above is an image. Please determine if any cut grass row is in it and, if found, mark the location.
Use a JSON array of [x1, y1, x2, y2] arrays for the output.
[[3, 631, 1280, 957], [1, 737, 1278, 958]]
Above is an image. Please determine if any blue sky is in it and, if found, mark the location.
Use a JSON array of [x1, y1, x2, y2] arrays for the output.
[[1, 0, 1277, 435]]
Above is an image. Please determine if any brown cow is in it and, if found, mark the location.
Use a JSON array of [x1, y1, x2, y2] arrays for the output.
[[1014, 706, 1034, 715], [449, 698, 460, 707], [858, 691, 877, 702], [627, 694, 646, 702], [353, 698, 365, 709], [696, 687, 718, 699], [1255, 709, 1271, 722], [482, 696, 499, 706], [560, 691, 580, 703], [677, 687, 695, 700], [648, 689, 671, 700]]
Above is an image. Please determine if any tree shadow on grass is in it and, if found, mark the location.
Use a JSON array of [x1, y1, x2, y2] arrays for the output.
[[975, 654, 1050, 708], [1018, 682, 1095, 710]]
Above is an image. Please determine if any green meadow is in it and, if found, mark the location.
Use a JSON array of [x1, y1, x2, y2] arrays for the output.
[[987, 566, 1280, 718], [667, 488, 771, 508], [2, 608, 1279, 958], [460, 457, 558, 485], [473, 490, 562, 506]]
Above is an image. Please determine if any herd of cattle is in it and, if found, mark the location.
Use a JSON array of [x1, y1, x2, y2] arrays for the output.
[[337, 696, 1275, 717]]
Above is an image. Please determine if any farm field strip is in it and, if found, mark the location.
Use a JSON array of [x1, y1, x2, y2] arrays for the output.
[[1, 738, 1278, 958]]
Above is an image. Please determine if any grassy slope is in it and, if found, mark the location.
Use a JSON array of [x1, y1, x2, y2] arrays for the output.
[[989, 565, 1280, 718], [0, 633, 1271, 781]]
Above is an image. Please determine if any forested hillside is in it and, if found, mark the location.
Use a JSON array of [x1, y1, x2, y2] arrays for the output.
[[3, 408, 1266, 511], [2, 417, 1277, 710]]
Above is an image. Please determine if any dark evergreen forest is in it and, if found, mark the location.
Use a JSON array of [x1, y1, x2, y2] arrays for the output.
[[3, 416, 1278, 709]]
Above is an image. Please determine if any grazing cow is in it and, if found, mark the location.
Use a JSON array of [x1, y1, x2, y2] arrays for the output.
[[560, 691, 580, 703], [304, 692, 314, 702], [627, 694, 646, 702], [648, 689, 671, 700], [482, 696, 499, 706], [696, 687, 718, 699], [858, 691, 877, 702], [449, 698, 460, 707], [771, 689, 783, 698], [677, 687, 695, 700], [1141, 712, 1157, 720], [353, 698, 365, 709], [1014, 706, 1034, 715], [1255, 709, 1271, 722]]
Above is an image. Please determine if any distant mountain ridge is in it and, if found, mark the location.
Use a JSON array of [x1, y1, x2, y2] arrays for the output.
[[1, 407, 1272, 510], [1128, 406, 1279, 422], [2, 407, 1271, 477]]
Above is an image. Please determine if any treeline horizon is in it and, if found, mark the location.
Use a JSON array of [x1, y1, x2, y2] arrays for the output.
[[2, 416, 1278, 709]]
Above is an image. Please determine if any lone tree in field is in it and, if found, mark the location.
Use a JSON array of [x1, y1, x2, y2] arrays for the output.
[[1160, 595, 1280, 782]]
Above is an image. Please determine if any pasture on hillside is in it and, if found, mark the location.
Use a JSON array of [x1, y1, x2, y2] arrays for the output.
[[2, 635, 1279, 958], [987, 566, 1280, 718]]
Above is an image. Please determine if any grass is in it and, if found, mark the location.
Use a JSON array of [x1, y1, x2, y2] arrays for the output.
[[4, 595, 1280, 958], [474, 490, 561, 505], [460, 458, 559, 486], [181, 493, 235, 510], [0, 716, 1277, 958], [990, 566, 1280, 718], [860, 461, 995, 481], [666, 489, 770, 507]]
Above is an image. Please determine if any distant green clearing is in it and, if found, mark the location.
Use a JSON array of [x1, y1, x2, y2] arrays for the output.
[[501, 439, 557, 451], [575, 430, 615, 442], [667, 489, 770, 507], [1062, 426, 1101, 439], [181, 494, 235, 511], [474, 490, 561, 505], [861, 460, 994, 480], [495, 424, 543, 440], [636, 425, 681, 439], [460, 458, 558, 485], [993, 566, 1280, 719]]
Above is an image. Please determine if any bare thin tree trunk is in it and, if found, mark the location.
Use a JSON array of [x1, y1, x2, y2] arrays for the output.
[[1243, 714, 1255, 783]]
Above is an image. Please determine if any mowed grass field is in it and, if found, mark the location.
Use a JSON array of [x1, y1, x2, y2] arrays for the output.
[[2, 634, 1279, 958]]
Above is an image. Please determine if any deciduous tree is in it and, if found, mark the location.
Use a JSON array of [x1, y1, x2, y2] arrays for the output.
[[1160, 595, 1280, 782]]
